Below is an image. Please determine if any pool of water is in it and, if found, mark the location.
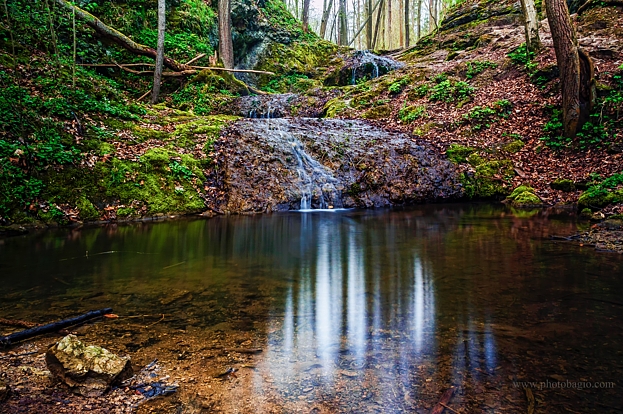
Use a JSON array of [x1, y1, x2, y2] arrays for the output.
[[1, 204, 622, 412]]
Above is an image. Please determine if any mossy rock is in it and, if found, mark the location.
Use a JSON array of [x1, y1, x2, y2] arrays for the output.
[[461, 160, 515, 199], [323, 97, 350, 118], [363, 104, 391, 120], [503, 139, 524, 153], [550, 179, 576, 192], [578, 189, 623, 208], [77, 197, 100, 221], [446, 144, 476, 164], [506, 185, 542, 206]]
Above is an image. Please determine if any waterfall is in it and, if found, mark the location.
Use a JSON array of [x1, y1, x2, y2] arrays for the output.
[[266, 119, 343, 210]]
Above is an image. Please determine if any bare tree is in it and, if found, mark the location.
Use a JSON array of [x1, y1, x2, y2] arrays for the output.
[[218, 0, 234, 69], [404, 0, 410, 47], [416, 0, 422, 40], [545, 0, 595, 137], [339, 0, 348, 45], [151, 0, 165, 104], [320, 0, 334, 38], [366, 0, 373, 48], [520, 0, 540, 50], [302, 0, 311, 32]]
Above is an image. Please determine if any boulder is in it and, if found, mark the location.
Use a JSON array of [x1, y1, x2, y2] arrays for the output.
[[46, 335, 132, 397]]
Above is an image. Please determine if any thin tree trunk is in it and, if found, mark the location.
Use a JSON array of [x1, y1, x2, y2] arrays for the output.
[[302, 0, 311, 32], [366, 0, 373, 48], [545, 0, 595, 137], [151, 0, 165, 104], [404, 0, 410, 47], [339, 0, 348, 45], [387, 0, 392, 49], [53, 0, 188, 71], [218, 0, 234, 69], [520, 0, 540, 50], [416, 0, 422, 39], [320, 0, 334, 38], [2, 0, 15, 69], [44, 0, 58, 57], [372, 0, 384, 48], [72, 6, 76, 88]]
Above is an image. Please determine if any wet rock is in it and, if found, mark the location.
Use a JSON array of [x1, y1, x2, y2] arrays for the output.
[[235, 93, 300, 118], [46, 335, 132, 397], [204, 118, 463, 213], [324, 51, 405, 86]]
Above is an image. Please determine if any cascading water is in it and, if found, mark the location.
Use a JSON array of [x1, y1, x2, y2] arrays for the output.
[[267, 119, 343, 210]]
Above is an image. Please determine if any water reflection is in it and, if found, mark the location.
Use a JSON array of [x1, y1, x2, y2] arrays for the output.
[[1, 205, 622, 412]]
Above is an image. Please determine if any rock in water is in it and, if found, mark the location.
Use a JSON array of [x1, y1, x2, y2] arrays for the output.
[[46, 335, 132, 397]]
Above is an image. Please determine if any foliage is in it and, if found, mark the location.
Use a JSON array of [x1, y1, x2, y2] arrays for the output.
[[446, 144, 476, 164], [578, 172, 623, 208], [463, 99, 512, 130], [429, 80, 475, 103], [466, 60, 497, 79], [388, 77, 410, 94], [398, 105, 427, 123], [506, 185, 541, 206], [507, 43, 536, 69]]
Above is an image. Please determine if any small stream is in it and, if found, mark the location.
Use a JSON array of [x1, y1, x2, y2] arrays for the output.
[[1, 205, 622, 412]]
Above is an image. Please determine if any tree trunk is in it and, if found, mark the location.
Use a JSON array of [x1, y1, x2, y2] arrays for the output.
[[387, 0, 392, 49], [520, 0, 540, 51], [320, 0, 334, 38], [404, 0, 410, 47], [53, 0, 188, 72], [372, 0, 384, 48], [545, 0, 595, 137], [339, 0, 348, 45], [366, 0, 373, 48], [218, 0, 234, 69], [302, 0, 311, 32], [151, 0, 166, 104], [416, 0, 422, 40]]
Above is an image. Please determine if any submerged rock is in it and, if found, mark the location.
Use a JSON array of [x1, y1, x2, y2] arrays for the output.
[[205, 118, 462, 213], [46, 335, 132, 397]]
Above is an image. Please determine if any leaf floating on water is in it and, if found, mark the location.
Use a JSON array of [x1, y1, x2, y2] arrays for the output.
[[103, 314, 119, 319]]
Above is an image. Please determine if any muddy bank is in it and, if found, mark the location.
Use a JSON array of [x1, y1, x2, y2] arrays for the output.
[[204, 118, 463, 213]]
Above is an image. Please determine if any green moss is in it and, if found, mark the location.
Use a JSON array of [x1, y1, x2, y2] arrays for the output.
[[363, 104, 392, 120], [580, 207, 593, 217], [77, 197, 100, 221], [578, 190, 623, 209], [446, 144, 476, 164], [461, 160, 515, 199], [506, 185, 541, 206], [399, 105, 427, 123], [502, 139, 524, 153], [324, 98, 350, 118], [550, 179, 576, 192], [116, 207, 135, 218]]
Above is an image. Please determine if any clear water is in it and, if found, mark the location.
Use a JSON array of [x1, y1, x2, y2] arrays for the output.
[[1, 204, 622, 412]]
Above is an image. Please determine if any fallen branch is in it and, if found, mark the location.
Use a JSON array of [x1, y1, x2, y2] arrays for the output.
[[578, 0, 623, 14], [431, 387, 455, 414], [185, 53, 206, 66], [54, 0, 189, 72], [0, 308, 112, 346], [79, 62, 275, 76]]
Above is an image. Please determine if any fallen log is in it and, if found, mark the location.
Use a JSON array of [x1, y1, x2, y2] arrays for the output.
[[53, 0, 188, 72], [0, 308, 112, 346]]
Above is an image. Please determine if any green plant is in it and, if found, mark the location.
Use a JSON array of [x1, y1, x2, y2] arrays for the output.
[[429, 80, 475, 103], [466, 60, 498, 79], [578, 172, 623, 208], [508, 43, 536, 67], [388, 77, 410, 94], [169, 161, 194, 180], [463, 100, 512, 130], [398, 105, 427, 123]]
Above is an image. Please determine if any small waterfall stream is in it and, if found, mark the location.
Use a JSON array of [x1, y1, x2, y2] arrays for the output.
[[269, 119, 343, 210]]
